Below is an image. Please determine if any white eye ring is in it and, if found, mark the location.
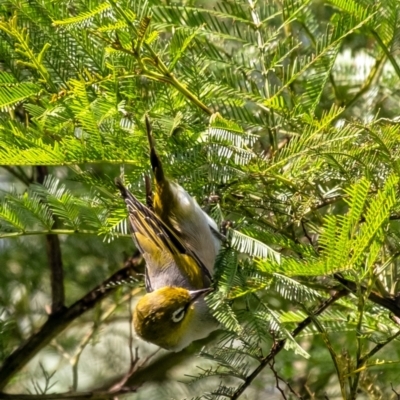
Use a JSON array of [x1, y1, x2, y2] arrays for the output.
[[172, 307, 186, 323]]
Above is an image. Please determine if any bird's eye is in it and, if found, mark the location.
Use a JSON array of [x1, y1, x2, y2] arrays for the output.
[[171, 306, 186, 323]]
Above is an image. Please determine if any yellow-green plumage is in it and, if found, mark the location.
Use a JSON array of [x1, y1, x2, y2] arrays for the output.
[[115, 116, 224, 351], [133, 286, 219, 351], [146, 116, 221, 275], [116, 179, 210, 291], [133, 287, 194, 350]]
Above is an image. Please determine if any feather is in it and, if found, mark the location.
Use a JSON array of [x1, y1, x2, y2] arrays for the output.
[[145, 115, 222, 274], [115, 178, 212, 291]]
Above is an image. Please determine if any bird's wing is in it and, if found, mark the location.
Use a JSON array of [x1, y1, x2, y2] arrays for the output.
[[115, 179, 212, 290], [133, 232, 172, 291]]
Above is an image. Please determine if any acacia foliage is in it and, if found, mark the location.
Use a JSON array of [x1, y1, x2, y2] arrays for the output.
[[1, 0, 400, 399]]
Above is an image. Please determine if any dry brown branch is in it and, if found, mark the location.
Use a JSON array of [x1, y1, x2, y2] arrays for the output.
[[231, 289, 348, 400], [0, 254, 142, 391]]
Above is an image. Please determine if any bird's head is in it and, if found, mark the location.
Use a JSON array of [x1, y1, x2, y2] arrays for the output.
[[133, 286, 216, 351]]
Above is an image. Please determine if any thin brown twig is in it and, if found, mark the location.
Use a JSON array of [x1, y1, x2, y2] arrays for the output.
[[285, 380, 303, 399], [0, 259, 140, 391], [269, 359, 303, 400], [107, 290, 162, 394], [269, 358, 288, 400], [109, 348, 160, 394], [71, 328, 95, 391], [301, 220, 313, 245], [128, 292, 135, 365], [108, 348, 140, 393], [71, 288, 141, 391], [231, 289, 348, 400], [391, 383, 400, 400]]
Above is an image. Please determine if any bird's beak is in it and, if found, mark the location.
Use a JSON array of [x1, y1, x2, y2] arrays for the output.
[[189, 287, 213, 302]]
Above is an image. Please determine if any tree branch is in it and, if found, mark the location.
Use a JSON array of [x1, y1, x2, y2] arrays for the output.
[[269, 358, 303, 400], [334, 274, 400, 318], [231, 289, 348, 400], [45, 234, 65, 313], [0, 256, 141, 391], [97, 1, 214, 116], [1, 166, 31, 186], [344, 54, 385, 110], [36, 166, 65, 314]]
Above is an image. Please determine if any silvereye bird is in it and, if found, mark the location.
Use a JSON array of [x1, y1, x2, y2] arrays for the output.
[[145, 116, 221, 275], [133, 286, 218, 351], [116, 179, 212, 291], [116, 181, 219, 350]]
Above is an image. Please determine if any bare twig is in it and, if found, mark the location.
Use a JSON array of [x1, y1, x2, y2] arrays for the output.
[[231, 290, 348, 400], [108, 348, 160, 394], [301, 220, 313, 245], [71, 327, 96, 391], [355, 328, 400, 371], [269, 359, 303, 400], [345, 54, 385, 110], [71, 296, 127, 389], [269, 359, 288, 400], [310, 314, 347, 399], [0, 259, 140, 391], [108, 290, 161, 393], [391, 383, 400, 400]]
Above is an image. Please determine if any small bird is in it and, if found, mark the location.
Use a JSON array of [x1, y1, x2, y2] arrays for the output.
[[133, 286, 218, 351], [116, 179, 212, 291], [145, 116, 221, 275], [115, 117, 224, 350], [116, 181, 220, 350]]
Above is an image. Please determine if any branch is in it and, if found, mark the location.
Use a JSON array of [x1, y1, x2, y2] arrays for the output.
[[0, 257, 141, 391], [334, 274, 400, 318], [107, 291, 160, 394], [44, 235, 65, 313], [1, 166, 31, 186], [35, 166, 65, 314], [344, 54, 385, 110], [371, 30, 400, 80], [231, 289, 348, 400], [269, 358, 303, 400], [102, 1, 213, 116], [101, 332, 220, 390], [108, 348, 160, 394], [391, 383, 400, 400]]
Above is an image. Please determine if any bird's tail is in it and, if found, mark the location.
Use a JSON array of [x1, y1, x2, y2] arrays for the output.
[[115, 178, 164, 245], [116, 178, 188, 257], [145, 115, 164, 184]]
